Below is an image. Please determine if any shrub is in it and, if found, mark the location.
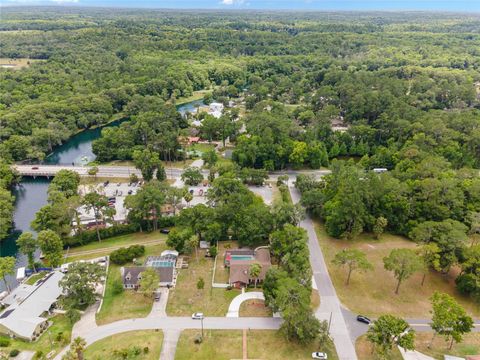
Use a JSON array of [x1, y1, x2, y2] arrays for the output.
[[0, 337, 10, 347], [143, 347, 149, 354], [209, 246, 218, 258], [34, 351, 43, 360], [197, 277, 205, 290], [9, 349, 19, 357], [110, 245, 145, 265], [111, 279, 125, 295], [65, 308, 81, 325]]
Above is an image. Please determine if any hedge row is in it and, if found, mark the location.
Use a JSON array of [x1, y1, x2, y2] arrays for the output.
[[64, 224, 137, 247], [110, 245, 145, 265]]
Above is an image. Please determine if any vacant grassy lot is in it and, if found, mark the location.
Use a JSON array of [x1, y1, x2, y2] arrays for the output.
[[175, 330, 338, 360], [239, 299, 272, 317], [0, 315, 72, 358], [356, 335, 403, 360], [85, 330, 163, 360], [167, 254, 240, 316], [66, 231, 166, 261], [315, 222, 480, 318], [96, 243, 167, 325], [415, 332, 480, 359]]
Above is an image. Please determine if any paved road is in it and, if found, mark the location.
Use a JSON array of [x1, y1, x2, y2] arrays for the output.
[[159, 330, 181, 360], [289, 185, 359, 360], [54, 316, 281, 360], [13, 164, 331, 181]]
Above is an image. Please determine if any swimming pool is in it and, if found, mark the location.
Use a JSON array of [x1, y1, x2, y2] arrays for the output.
[[231, 255, 254, 261]]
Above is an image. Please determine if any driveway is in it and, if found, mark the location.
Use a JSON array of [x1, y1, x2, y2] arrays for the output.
[[226, 291, 265, 317], [149, 288, 169, 318], [289, 186, 358, 360]]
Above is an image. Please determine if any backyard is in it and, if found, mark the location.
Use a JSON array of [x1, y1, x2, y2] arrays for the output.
[[167, 252, 240, 316], [84, 330, 163, 360], [175, 330, 338, 360], [315, 222, 480, 318]]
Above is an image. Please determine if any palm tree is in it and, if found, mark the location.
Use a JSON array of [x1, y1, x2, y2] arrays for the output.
[[249, 263, 261, 288]]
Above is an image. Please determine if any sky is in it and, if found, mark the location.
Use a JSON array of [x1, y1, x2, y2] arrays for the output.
[[3, 0, 480, 11]]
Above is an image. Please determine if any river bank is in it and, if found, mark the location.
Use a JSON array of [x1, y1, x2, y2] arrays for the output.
[[1, 98, 204, 292]]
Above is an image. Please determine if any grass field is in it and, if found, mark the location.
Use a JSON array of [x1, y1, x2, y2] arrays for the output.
[[356, 335, 403, 360], [0, 57, 38, 69], [239, 299, 272, 317], [65, 231, 166, 262], [96, 243, 167, 325], [415, 332, 480, 359], [85, 330, 163, 360], [0, 315, 72, 358], [167, 254, 241, 316], [175, 330, 338, 360], [24, 271, 48, 285], [315, 222, 480, 318], [174, 89, 209, 106]]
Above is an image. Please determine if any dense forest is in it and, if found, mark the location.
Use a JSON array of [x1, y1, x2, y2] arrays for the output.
[[0, 9, 479, 258]]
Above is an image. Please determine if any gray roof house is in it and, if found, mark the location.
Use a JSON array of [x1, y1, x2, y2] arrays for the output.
[[121, 266, 174, 289], [0, 271, 64, 341]]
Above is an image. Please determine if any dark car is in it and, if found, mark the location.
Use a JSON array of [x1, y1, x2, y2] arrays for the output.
[[160, 229, 170, 234], [31, 166, 39, 170], [356, 315, 371, 325]]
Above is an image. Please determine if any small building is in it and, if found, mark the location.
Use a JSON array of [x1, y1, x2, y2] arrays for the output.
[[226, 248, 271, 288], [0, 271, 64, 341], [121, 252, 178, 289], [121, 266, 174, 289]]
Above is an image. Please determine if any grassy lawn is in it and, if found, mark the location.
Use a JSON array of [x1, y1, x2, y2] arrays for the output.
[[187, 143, 216, 154], [414, 332, 480, 359], [167, 253, 240, 316], [174, 89, 209, 106], [311, 290, 320, 311], [213, 241, 236, 284], [175, 330, 338, 360], [96, 243, 167, 325], [85, 330, 163, 360], [356, 335, 403, 360], [0, 315, 72, 358], [25, 271, 48, 285], [315, 222, 480, 318], [66, 231, 166, 261], [239, 299, 272, 317]]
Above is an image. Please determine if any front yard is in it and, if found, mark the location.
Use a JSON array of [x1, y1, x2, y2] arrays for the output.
[[96, 243, 167, 325], [315, 222, 480, 318], [239, 299, 272, 317], [167, 253, 240, 316], [85, 330, 163, 360], [175, 330, 338, 360]]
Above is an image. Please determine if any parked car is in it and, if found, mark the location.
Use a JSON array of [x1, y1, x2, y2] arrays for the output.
[[311, 352, 328, 359], [192, 312, 204, 320], [160, 229, 170, 234], [31, 166, 39, 170], [154, 293, 161, 302], [356, 315, 371, 325], [103, 181, 110, 187], [128, 190, 133, 195]]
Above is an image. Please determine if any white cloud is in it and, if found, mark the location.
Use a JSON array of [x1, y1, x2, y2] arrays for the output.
[[221, 0, 245, 5]]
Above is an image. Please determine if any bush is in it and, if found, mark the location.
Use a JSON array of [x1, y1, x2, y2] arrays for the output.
[[110, 245, 145, 265], [34, 351, 43, 360], [111, 279, 125, 295], [9, 349, 19, 357], [209, 246, 218, 258], [0, 337, 10, 347], [143, 346, 149, 354], [197, 277, 205, 290], [65, 308, 81, 325]]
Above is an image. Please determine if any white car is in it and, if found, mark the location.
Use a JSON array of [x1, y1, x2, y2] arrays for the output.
[[191, 312, 204, 320], [312, 352, 328, 359]]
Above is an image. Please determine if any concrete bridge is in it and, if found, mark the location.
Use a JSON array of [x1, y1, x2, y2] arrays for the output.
[[12, 164, 145, 179]]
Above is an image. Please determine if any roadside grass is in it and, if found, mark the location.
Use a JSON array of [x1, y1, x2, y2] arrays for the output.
[[356, 335, 403, 360], [239, 299, 272, 317], [24, 271, 48, 285], [414, 332, 480, 359], [84, 330, 163, 360], [96, 242, 167, 325], [175, 330, 338, 360], [174, 89, 209, 106], [314, 222, 480, 318], [65, 231, 165, 261], [0, 315, 72, 358], [167, 253, 241, 316], [100, 159, 194, 169], [80, 176, 130, 185]]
